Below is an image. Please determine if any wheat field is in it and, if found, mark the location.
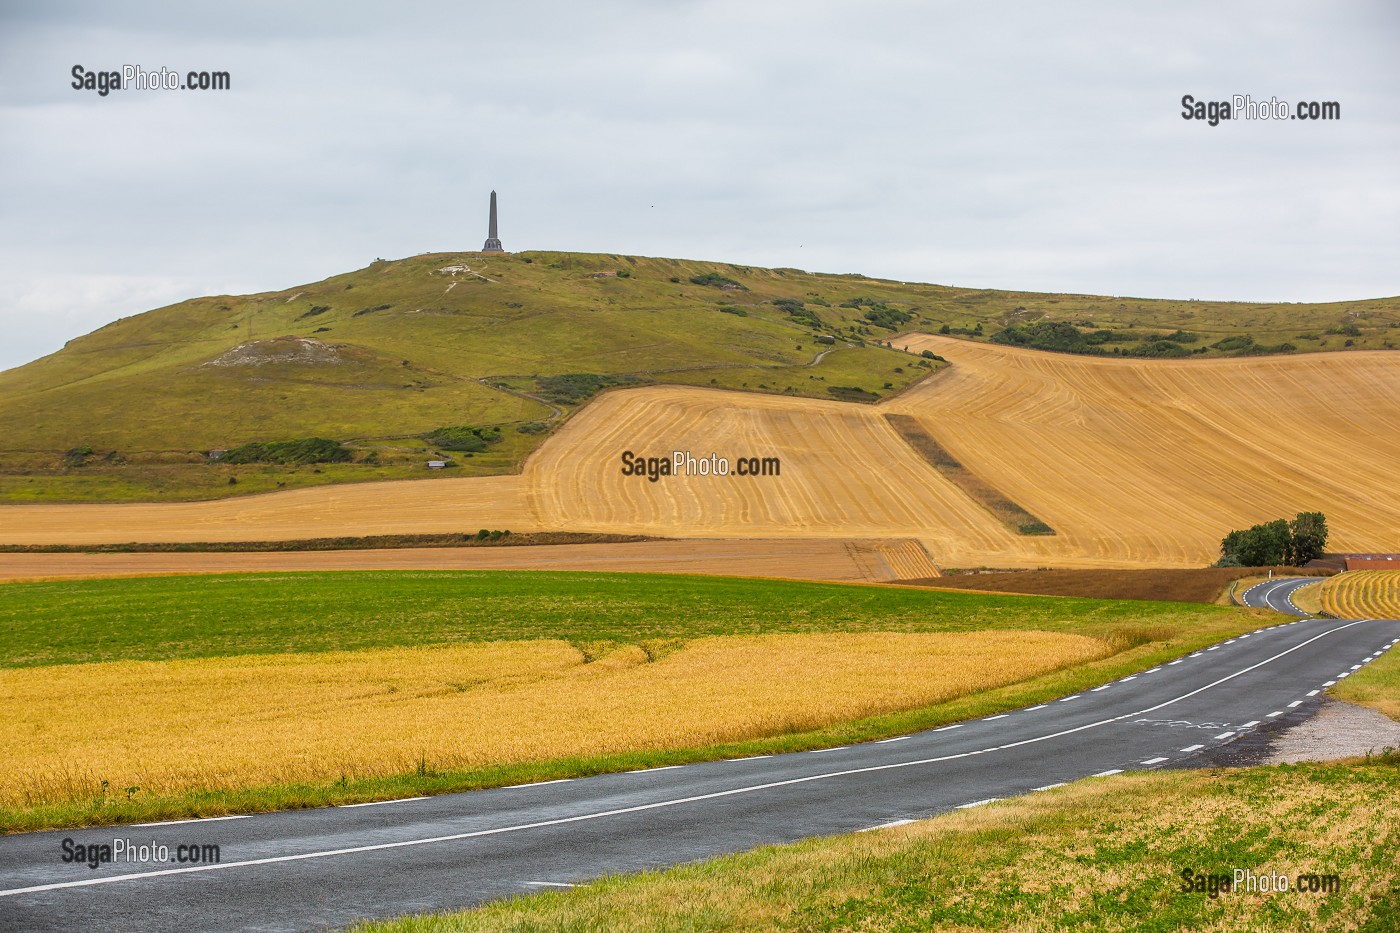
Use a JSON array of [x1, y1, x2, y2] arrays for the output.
[[0, 631, 1106, 807], [2, 339, 1398, 569], [1312, 571, 1400, 619]]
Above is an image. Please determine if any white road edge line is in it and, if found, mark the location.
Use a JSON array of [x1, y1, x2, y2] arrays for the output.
[[956, 798, 999, 809], [524, 881, 575, 888], [1180, 744, 1204, 752], [133, 815, 252, 827], [1240, 721, 1261, 728], [339, 797, 429, 809], [626, 766, 684, 773], [1033, 782, 1067, 792], [859, 819, 915, 832], [5, 619, 1372, 899], [809, 747, 850, 753], [875, 737, 909, 744], [1141, 757, 1169, 765], [505, 779, 573, 789]]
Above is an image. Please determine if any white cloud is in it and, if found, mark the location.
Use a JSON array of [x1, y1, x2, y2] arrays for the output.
[[1, 0, 1396, 371]]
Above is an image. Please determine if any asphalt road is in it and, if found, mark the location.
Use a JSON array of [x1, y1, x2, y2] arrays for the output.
[[2, 614, 1397, 933], [1239, 575, 1319, 615]]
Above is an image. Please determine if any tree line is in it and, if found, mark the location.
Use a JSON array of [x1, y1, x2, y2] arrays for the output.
[[1217, 512, 1328, 567]]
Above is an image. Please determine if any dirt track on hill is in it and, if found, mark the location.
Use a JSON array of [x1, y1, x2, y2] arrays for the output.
[[2, 338, 1398, 570]]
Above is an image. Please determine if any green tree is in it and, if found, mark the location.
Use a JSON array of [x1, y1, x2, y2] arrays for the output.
[[1219, 519, 1290, 566], [1288, 511, 1329, 565]]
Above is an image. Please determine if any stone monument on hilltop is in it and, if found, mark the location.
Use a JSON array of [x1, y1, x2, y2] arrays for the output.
[[482, 190, 504, 252]]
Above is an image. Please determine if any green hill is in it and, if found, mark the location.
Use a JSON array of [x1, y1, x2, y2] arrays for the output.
[[1, 250, 1396, 502]]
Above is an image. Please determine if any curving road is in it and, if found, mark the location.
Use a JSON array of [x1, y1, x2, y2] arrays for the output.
[[2, 615, 1397, 932], [1239, 575, 1320, 616]]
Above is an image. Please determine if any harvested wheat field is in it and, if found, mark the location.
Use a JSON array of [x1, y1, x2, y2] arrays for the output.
[[2, 339, 1398, 569], [887, 336, 1400, 567], [0, 631, 1106, 808], [1310, 570, 1400, 619]]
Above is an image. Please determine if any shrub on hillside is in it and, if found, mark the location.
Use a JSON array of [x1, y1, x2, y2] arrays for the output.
[[838, 297, 912, 331], [689, 272, 744, 289], [991, 321, 1104, 355], [826, 386, 881, 402], [425, 425, 502, 452], [221, 438, 351, 465], [1211, 334, 1255, 352], [535, 373, 643, 404]]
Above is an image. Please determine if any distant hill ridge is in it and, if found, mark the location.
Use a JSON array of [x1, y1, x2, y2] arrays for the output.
[[0, 250, 1395, 502]]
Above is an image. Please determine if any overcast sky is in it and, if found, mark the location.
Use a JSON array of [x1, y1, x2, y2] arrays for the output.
[[1, 0, 1397, 372]]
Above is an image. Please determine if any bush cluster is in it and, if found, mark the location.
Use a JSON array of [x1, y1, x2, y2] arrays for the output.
[[839, 297, 911, 330], [425, 425, 502, 452], [688, 272, 743, 289], [221, 438, 351, 465], [535, 373, 642, 403]]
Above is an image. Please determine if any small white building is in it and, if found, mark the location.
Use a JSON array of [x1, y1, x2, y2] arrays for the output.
[[427, 460, 447, 470]]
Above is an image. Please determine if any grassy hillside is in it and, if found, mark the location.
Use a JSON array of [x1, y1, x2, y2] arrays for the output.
[[1, 250, 1396, 501]]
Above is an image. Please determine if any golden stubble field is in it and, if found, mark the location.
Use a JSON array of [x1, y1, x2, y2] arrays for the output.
[[2, 338, 1398, 569], [0, 631, 1106, 808], [1308, 570, 1400, 619]]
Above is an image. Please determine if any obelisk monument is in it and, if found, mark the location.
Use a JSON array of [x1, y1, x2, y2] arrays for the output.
[[482, 190, 504, 252]]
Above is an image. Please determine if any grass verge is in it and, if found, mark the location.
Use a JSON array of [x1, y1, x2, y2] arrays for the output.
[[348, 756, 1400, 933], [1333, 630, 1400, 723]]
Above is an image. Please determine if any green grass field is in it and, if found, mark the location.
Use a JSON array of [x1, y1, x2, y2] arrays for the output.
[[2, 250, 1396, 501], [350, 757, 1400, 933], [0, 570, 1249, 669], [0, 571, 1269, 832]]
